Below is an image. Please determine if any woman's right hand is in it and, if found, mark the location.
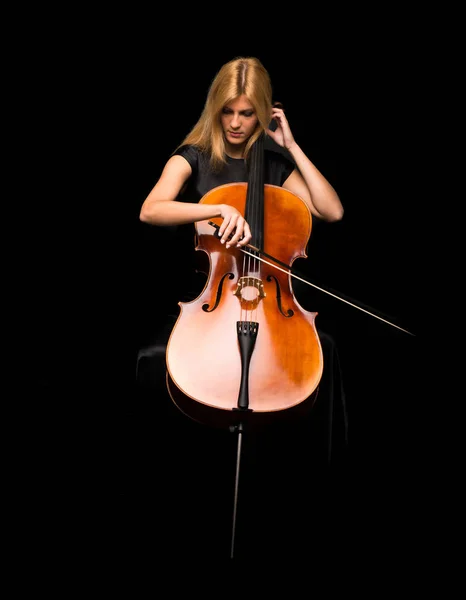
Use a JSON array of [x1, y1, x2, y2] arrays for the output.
[[218, 204, 252, 249]]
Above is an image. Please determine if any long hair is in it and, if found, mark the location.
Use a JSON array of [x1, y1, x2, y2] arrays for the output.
[[175, 57, 273, 171]]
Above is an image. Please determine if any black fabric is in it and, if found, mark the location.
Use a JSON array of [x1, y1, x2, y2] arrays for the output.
[[173, 143, 295, 203]]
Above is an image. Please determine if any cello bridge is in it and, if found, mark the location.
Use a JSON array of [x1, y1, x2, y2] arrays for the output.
[[234, 276, 266, 310]]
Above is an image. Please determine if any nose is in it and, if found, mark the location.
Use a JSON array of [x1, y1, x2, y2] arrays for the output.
[[230, 113, 241, 128]]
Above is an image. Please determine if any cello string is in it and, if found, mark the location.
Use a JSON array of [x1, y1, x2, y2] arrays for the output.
[[243, 132, 263, 325], [252, 132, 264, 324]]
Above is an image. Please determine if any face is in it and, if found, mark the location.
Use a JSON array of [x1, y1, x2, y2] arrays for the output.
[[221, 95, 258, 150]]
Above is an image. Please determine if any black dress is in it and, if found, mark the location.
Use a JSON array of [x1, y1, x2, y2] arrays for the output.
[[126, 144, 349, 558]]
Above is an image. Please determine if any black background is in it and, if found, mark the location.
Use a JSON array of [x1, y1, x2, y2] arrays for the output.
[[22, 15, 433, 563]]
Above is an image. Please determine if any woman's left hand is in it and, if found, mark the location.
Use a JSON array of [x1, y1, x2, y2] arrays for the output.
[[266, 106, 296, 150]]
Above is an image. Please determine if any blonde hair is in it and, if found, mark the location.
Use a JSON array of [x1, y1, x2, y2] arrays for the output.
[[176, 57, 273, 170]]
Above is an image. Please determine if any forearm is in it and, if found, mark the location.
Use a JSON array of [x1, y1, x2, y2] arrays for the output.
[[140, 200, 223, 226], [287, 142, 344, 222]]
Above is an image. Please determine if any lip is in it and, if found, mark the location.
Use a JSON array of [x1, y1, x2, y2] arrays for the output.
[[228, 132, 242, 138]]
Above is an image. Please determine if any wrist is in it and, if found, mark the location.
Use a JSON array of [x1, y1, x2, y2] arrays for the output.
[[285, 140, 298, 153]]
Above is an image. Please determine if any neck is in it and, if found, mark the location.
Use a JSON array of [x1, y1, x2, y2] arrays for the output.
[[225, 141, 246, 159]]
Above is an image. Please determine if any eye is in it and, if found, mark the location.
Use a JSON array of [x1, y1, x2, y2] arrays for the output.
[[222, 107, 233, 115]]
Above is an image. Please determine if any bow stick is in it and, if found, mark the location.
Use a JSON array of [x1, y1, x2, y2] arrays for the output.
[[208, 221, 415, 337]]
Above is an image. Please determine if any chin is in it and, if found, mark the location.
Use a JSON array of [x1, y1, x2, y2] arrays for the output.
[[228, 137, 244, 146]]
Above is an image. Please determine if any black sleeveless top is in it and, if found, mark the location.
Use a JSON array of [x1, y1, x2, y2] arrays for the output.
[[173, 143, 295, 203]]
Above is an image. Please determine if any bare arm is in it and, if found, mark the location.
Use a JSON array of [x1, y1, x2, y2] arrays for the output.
[[266, 107, 344, 222], [139, 155, 252, 248]]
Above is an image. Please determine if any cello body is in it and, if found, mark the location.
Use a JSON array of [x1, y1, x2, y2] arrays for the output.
[[166, 181, 323, 430]]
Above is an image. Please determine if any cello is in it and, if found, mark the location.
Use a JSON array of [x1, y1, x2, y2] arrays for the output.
[[165, 132, 323, 431]]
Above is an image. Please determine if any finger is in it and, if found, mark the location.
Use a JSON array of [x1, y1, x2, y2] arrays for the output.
[[218, 215, 234, 238], [238, 236, 252, 247], [236, 228, 252, 247], [226, 229, 244, 248], [221, 225, 238, 244], [218, 217, 231, 237]]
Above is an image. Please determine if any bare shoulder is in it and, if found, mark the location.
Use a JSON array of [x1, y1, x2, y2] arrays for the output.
[[155, 154, 193, 191], [163, 153, 192, 175]]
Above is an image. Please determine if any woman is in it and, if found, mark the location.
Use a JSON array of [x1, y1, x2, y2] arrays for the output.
[[132, 57, 348, 558], [139, 56, 343, 240]]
